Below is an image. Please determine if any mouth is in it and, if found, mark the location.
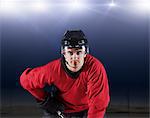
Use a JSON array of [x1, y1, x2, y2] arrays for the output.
[[68, 61, 79, 68]]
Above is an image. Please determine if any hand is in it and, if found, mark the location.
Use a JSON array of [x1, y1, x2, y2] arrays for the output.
[[36, 85, 65, 115]]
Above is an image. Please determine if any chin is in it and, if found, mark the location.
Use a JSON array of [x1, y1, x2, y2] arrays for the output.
[[71, 69, 78, 72], [71, 67, 81, 72]]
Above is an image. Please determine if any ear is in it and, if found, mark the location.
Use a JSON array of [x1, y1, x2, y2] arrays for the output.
[[84, 53, 87, 58], [61, 50, 65, 55]]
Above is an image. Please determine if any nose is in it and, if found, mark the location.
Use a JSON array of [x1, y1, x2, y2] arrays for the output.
[[72, 53, 79, 60]]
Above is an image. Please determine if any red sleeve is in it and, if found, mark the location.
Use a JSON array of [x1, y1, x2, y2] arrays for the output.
[[20, 63, 52, 101], [87, 62, 110, 118]]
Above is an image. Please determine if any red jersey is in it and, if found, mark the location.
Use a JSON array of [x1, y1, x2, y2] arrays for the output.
[[20, 54, 110, 118]]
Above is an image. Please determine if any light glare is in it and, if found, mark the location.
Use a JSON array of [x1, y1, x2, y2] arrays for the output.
[[0, 1, 18, 13], [136, 1, 150, 11], [108, 0, 117, 7], [30, 1, 48, 12], [68, 0, 85, 11], [109, 3, 116, 7], [130, 0, 150, 13]]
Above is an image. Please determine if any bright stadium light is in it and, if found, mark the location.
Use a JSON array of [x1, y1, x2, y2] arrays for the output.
[[135, 0, 150, 12], [129, 0, 150, 13], [0, 0, 50, 14], [30, 1, 48, 12], [108, 0, 117, 7], [0, 0, 18, 13], [68, 0, 86, 11]]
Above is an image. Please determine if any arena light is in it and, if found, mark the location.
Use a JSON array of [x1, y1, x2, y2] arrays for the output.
[[0, 0, 18, 13], [68, 0, 86, 11], [0, 0, 118, 14], [30, 1, 49, 12], [0, 0, 50, 14], [135, 0, 150, 12], [108, 0, 117, 7]]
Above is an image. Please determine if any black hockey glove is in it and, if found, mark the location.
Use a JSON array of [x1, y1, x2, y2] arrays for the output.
[[36, 85, 64, 115]]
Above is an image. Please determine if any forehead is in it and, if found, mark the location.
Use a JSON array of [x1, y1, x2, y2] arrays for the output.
[[64, 46, 86, 52]]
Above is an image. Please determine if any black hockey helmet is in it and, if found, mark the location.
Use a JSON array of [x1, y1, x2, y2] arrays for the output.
[[61, 30, 89, 53]]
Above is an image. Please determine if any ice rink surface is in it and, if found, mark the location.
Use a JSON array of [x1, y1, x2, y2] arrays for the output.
[[1, 113, 149, 118], [1, 106, 149, 118]]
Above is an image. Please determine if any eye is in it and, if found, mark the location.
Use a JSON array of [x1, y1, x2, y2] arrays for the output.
[[68, 51, 73, 55], [77, 51, 82, 55]]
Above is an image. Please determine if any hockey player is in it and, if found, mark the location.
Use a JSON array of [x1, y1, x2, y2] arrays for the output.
[[20, 30, 110, 118]]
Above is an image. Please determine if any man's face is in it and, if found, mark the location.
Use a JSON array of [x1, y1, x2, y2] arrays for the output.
[[62, 46, 86, 72]]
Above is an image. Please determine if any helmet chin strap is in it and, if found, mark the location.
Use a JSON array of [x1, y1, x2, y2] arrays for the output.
[[65, 61, 69, 66]]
